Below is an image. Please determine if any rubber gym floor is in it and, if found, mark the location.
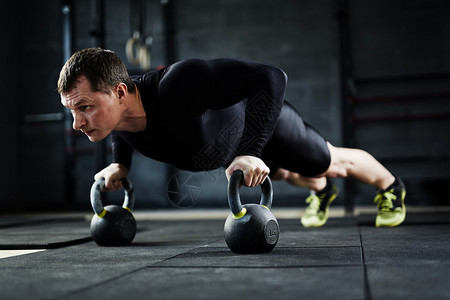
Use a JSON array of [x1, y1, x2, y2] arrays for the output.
[[0, 207, 449, 300]]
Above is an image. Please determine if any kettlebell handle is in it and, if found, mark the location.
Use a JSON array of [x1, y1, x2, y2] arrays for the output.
[[90, 178, 135, 217], [227, 170, 273, 217]]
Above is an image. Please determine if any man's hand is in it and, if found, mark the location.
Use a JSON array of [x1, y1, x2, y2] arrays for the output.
[[94, 163, 129, 191], [225, 155, 270, 187]]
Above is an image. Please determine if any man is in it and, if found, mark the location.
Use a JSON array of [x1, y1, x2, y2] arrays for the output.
[[58, 47, 406, 228]]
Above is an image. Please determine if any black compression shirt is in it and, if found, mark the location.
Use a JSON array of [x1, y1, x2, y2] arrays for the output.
[[111, 58, 288, 171]]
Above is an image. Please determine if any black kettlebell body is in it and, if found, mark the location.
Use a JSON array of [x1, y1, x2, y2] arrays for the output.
[[90, 205, 136, 246], [224, 204, 279, 254], [224, 170, 279, 254], [90, 178, 137, 246]]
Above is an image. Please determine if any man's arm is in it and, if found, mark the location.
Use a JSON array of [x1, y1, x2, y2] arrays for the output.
[[111, 130, 133, 170], [95, 131, 132, 190], [159, 58, 288, 186]]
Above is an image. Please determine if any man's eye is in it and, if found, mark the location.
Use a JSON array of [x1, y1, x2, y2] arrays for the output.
[[80, 105, 90, 112]]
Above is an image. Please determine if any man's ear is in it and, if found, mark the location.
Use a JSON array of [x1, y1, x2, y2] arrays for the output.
[[116, 83, 127, 100]]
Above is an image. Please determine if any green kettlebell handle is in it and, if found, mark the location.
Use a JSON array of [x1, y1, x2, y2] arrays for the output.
[[227, 170, 273, 217], [90, 178, 135, 217]]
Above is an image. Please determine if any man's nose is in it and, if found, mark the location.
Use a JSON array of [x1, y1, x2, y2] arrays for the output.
[[72, 113, 86, 130]]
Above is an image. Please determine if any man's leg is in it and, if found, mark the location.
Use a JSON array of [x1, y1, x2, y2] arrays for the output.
[[272, 168, 338, 227], [324, 143, 395, 190], [263, 101, 405, 227], [325, 143, 406, 227], [272, 142, 406, 227], [271, 168, 327, 191]]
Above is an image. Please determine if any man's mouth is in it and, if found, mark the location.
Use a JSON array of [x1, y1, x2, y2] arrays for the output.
[[82, 129, 94, 135]]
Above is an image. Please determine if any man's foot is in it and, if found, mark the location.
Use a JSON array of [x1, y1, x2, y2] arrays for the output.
[[374, 177, 406, 227], [301, 179, 338, 227]]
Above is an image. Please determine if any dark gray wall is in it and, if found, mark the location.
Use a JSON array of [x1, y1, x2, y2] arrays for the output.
[[1, 1, 66, 211], [1, 2, 20, 211], [1, 0, 449, 212], [347, 0, 450, 204]]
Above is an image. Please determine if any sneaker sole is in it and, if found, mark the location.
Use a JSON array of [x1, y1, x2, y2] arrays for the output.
[[375, 203, 406, 228]]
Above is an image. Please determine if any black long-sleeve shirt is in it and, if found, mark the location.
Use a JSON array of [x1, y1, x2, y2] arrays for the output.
[[111, 58, 287, 171]]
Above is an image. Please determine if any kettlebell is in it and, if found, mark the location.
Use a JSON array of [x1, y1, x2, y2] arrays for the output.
[[90, 178, 137, 246], [224, 170, 279, 254]]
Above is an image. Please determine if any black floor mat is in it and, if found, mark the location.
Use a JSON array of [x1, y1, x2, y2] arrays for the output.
[[0, 218, 92, 249]]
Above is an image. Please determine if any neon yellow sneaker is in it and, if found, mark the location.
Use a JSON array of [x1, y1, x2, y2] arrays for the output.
[[374, 177, 406, 227], [301, 181, 338, 227]]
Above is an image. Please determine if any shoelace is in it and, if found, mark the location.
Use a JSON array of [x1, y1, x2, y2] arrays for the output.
[[305, 194, 322, 212], [374, 189, 397, 212]]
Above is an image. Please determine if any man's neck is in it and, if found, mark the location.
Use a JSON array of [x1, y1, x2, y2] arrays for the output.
[[115, 87, 147, 132]]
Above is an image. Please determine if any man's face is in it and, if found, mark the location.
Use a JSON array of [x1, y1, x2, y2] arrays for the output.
[[61, 75, 122, 142]]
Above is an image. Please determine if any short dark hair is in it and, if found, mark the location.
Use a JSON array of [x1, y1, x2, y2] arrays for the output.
[[57, 47, 135, 95]]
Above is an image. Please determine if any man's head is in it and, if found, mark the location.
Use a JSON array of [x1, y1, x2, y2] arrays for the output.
[[57, 47, 135, 95], [59, 48, 136, 142]]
